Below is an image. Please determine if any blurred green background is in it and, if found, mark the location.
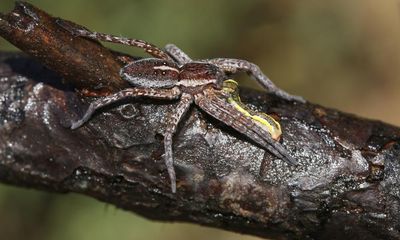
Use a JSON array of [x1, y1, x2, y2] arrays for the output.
[[1, 1, 400, 240]]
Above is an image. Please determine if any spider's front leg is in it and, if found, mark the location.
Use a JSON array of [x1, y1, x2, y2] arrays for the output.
[[195, 88, 297, 165], [163, 93, 193, 193], [205, 58, 305, 103], [71, 87, 182, 129], [56, 19, 171, 60]]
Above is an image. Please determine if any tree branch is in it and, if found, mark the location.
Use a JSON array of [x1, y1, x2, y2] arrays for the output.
[[0, 1, 130, 95], [1, 2, 400, 240]]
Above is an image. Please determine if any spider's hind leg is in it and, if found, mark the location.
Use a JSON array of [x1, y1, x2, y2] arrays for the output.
[[71, 87, 181, 129], [56, 18, 171, 60], [206, 58, 305, 103]]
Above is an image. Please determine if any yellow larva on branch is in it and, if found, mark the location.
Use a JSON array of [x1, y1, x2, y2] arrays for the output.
[[222, 79, 282, 141]]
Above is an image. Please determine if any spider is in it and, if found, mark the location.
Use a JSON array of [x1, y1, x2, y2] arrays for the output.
[[58, 20, 304, 193]]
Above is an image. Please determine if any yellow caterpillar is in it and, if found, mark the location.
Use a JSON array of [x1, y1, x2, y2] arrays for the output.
[[222, 79, 282, 140]]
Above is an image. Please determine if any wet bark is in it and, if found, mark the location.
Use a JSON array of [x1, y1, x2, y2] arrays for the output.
[[1, 2, 400, 240]]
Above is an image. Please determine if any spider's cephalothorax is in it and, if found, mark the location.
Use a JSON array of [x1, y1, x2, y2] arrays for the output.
[[59, 20, 303, 193]]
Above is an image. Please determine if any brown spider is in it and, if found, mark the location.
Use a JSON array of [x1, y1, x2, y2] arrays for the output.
[[58, 20, 304, 193]]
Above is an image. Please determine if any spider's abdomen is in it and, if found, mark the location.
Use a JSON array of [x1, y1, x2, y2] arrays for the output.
[[178, 62, 224, 88], [120, 58, 179, 88]]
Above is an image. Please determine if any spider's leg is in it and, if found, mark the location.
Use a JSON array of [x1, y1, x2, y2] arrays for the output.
[[164, 93, 193, 193], [71, 87, 181, 129], [196, 90, 296, 164], [205, 58, 305, 103], [164, 44, 192, 65], [195, 89, 297, 165], [56, 18, 171, 60]]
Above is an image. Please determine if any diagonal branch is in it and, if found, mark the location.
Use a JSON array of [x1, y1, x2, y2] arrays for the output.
[[1, 2, 400, 240], [0, 1, 130, 95]]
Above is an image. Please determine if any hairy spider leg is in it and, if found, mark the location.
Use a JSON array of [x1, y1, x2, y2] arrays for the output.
[[164, 44, 193, 65], [205, 58, 305, 103], [209, 92, 296, 165], [195, 88, 297, 165], [195, 91, 287, 162], [196, 90, 296, 165], [164, 93, 193, 193], [57, 19, 171, 60], [70, 87, 182, 129]]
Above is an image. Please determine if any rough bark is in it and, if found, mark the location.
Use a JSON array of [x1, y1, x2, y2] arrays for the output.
[[1, 2, 400, 240], [0, 1, 131, 95]]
